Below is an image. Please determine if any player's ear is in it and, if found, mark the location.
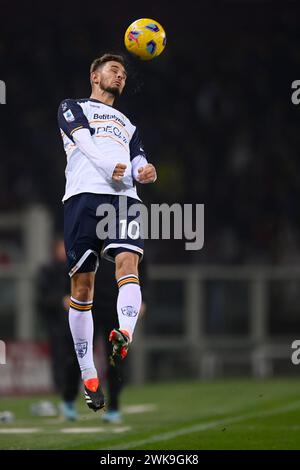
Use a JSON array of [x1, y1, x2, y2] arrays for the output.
[[91, 71, 100, 85]]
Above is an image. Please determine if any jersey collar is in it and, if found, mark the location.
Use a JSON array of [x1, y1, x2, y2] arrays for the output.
[[89, 98, 114, 108]]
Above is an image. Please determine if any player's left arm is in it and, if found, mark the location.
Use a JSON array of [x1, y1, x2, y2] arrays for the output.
[[130, 128, 157, 184]]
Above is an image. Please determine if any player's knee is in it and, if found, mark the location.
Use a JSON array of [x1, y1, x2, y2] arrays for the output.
[[71, 273, 94, 302], [73, 285, 93, 302], [115, 252, 138, 278]]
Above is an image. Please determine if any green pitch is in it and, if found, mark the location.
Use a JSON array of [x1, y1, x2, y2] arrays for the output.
[[0, 378, 300, 450]]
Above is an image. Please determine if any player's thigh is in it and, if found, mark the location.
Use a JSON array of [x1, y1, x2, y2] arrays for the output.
[[64, 193, 104, 277], [101, 196, 144, 264]]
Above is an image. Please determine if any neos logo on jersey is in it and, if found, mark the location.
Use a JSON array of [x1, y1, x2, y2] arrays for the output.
[[91, 112, 129, 145], [92, 123, 129, 146]]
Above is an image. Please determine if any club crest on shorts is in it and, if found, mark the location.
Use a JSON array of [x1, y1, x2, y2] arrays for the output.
[[121, 305, 138, 317], [75, 341, 88, 358]]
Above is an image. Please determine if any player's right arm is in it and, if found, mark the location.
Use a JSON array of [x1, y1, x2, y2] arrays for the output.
[[73, 128, 127, 181], [58, 99, 125, 181]]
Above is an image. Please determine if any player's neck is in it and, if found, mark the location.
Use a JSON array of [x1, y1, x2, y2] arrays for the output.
[[90, 89, 115, 107]]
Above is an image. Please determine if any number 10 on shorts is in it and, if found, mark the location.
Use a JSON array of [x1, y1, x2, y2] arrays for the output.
[[119, 219, 140, 239]]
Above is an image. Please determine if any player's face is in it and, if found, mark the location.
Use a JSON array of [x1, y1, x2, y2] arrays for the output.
[[98, 61, 127, 97]]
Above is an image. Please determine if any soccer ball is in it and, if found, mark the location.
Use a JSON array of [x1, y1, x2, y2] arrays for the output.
[[124, 18, 166, 60]]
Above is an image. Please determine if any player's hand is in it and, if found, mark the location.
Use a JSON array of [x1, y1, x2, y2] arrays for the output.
[[112, 163, 127, 181], [137, 164, 157, 184]]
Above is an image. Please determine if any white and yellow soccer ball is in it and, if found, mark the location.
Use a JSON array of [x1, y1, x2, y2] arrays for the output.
[[124, 18, 166, 60]]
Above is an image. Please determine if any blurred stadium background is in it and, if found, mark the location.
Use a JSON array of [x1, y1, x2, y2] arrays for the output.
[[0, 0, 300, 449]]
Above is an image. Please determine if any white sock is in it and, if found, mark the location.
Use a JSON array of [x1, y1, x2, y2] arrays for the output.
[[116, 274, 142, 341], [69, 297, 97, 381]]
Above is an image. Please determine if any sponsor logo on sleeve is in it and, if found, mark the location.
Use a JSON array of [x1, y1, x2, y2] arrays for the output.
[[63, 109, 75, 122]]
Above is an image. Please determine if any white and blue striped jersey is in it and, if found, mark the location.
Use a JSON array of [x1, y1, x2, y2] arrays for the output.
[[58, 98, 148, 202]]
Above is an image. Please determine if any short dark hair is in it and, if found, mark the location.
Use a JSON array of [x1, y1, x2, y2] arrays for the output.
[[90, 53, 126, 74]]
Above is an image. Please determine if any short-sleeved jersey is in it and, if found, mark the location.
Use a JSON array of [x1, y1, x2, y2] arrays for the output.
[[58, 98, 147, 202]]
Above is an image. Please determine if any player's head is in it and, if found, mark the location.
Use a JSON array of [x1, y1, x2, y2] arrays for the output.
[[90, 53, 127, 98]]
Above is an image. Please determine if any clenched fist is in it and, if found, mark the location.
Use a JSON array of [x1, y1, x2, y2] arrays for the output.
[[137, 163, 157, 184], [112, 163, 127, 181]]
